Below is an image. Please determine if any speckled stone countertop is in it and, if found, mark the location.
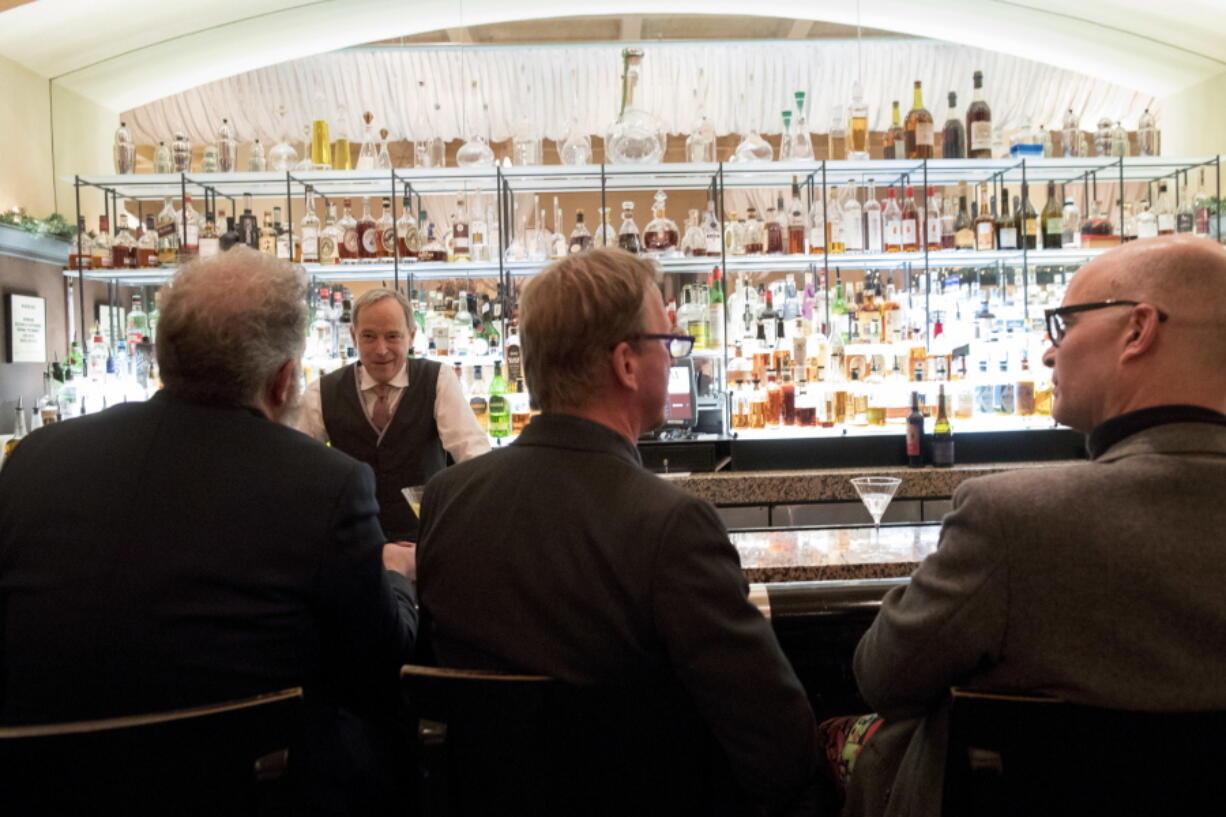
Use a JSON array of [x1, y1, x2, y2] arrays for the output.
[[732, 524, 942, 583], [670, 461, 1079, 506]]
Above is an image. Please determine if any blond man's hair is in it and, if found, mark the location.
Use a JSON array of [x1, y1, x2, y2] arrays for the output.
[[519, 249, 659, 413]]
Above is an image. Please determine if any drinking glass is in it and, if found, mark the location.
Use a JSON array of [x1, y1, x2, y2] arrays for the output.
[[850, 477, 902, 541], [402, 485, 426, 520]]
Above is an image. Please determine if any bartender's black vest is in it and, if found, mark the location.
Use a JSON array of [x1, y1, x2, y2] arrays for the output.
[[320, 359, 444, 541]]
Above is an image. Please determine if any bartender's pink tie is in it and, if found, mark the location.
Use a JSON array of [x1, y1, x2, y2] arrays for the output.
[[372, 384, 392, 432]]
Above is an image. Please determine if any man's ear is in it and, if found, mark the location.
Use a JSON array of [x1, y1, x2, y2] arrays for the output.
[[609, 341, 638, 392], [269, 359, 297, 409], [1120, 304, 1162, 364]]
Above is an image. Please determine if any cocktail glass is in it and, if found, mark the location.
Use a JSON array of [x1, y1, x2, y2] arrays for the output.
[[402, 485, 426, 520], [850, 477, 902, 543]]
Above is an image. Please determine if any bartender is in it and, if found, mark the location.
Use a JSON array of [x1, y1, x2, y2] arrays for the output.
[[298, 288, 490, 541]]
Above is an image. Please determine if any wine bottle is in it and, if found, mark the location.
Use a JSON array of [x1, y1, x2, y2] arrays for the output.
[[906, 390, 924, 468], [933, 384, 954, 468]]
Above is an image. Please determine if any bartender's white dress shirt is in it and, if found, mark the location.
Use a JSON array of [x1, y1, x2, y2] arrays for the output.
[[297, 361, 491, 463]]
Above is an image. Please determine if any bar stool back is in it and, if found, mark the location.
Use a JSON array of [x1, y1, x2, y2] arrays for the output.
[[0, 686, 303, 817], [943, 686, 1224, 817], [401, 664, 752, 817]]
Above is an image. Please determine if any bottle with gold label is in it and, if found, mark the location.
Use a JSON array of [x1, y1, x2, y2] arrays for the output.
[[258, 212, 276, 256], [319, 205, 341, 265]]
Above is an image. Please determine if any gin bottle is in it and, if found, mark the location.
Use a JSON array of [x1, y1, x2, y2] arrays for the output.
[[791, 91, 815, 160]]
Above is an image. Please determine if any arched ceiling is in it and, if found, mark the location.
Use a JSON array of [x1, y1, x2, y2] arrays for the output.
[[2, 0, 1224, 111]]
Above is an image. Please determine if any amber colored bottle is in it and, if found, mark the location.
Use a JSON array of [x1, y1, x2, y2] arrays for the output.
[[338, 199, 359, 261], [883, 102, 904, 160], [765, 371, 783, 427], [966, 70, 993, 159], [901, 187, 920, 252], [904, 81, 935, 159], [356, 197, 378, 260]]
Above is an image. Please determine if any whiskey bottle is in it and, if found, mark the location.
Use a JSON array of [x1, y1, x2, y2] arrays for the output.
[[376, 197, 395, 259], [569, 210, 592, 254], [1041, 182, 1063, 249], [764, 196, 785, 255], [136, 216, 158, 267], [955, 194, 974, 249], [300, 188, 321, 263], [92, 215, 113, 270], [904, 81, 934, 159], [940, 196, 957, 249], [338, 199, 359, 261], [974, 185, 996, 251], [643, 191, 679, 256], [883, 101, 903, 159], [883, 188, 902, 252], [395, 197, 419, 260], [617, 202, 641, 254], [966, 71, 992, 159], [239, 194, 259, 250], [997, 190, 1018, 250], [112, 216, 136, 269], [787, 177, 806, 255], [356, 198, 377, 260], [942, 92, 965, 159], [847, 82, 870, 160], [319, 205, 341, 265], [259, 211, 277, 256], [925, 187, 942, 251], [1018, 184, 1039, 249], [901, 187, 920, 252], [198, 213, 220, 260], [743, 206, 764, 255]]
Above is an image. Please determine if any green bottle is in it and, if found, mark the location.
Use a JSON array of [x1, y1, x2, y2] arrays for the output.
[[488, 361, 510, 439]]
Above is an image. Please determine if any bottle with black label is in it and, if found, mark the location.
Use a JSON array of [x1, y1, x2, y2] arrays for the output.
[[906, 390, 924, 467]]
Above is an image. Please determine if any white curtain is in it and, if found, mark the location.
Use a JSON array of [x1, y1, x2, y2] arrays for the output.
[[123, 39, 1157, 147]]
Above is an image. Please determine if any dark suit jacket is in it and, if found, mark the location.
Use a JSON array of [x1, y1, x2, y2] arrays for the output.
[[417, 413, 819, 809], [849, 421, 1226, 817], [0, 391, 416, 810]]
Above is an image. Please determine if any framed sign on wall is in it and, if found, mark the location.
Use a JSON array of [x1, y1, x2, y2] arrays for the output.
[[6, 293, 48, 364]]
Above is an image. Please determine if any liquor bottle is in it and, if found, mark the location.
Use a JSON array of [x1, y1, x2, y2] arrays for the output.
[[300, 188, 321, 263], [112, 216, 136, 269], [932, 384, 954, 467], [394, 198, 419, 260], [940, 196, 957, 249], [136, 216, 158, 267], [643, 191, 679, 256], [826, 189, 845, 254], [372, 197, 394, 259], [1018, 184, 1039, 249], [1062, 198, 1082, 248], [906, 390, 924, 467], [238, 195, 259, 250], [472, 204, 490, 262], [781, 368, 797, 426], [1041, 182, 1063, 249], [198, 213, 220, 259], [338, 199, 359, 261], [792, 91, 815, 160], [847, 82, 870, 160], [1137, 108, 1158, 156], [685, 86, 716, 162], [219, 210, 241, 252], [274, 206, 293, 260], [487, 361, 510, 439], [569, 210, 592, 254], [127, 293, 148, 352], [765, 196, 785, 255], [594, 207, 617, 249], [904, 81, 934, 159], [708, 267, 725, 351], [4, 398, 27, 459], [1062, 108, 1081, 157], [864, 180, 883, 253], [743, 206, 765, 255], [997, 190, 1018, 250], [606, 48, 666, 164], [258, 211, 276, 256], [808, 197, 827, 255], [1177, 185, 1195, 234], [68, 216, 93, 270], [549, 198, 567, 260], [966, 71, 992, 159], [468, 365, 489, 431], [787, 177, 806, 254], [177, 195, 199, 260], [955, 194, 974, 249], [1193, 171, 1212, 237], [319, 205, 341, 265], [703, 199, 722, 256], [842, 185, 863, 254], [827, 105, 847, 161], [420, 223, 448, 262], [883, 101, 904, 159], [901, 186, 920, 252], [925, 187, 942, 251], [451, 197, 472, 262], [883, 187, 902, 252], [1155, 183, 1176, 235], [353, 198, 375, 260], [942, 91, 965, 159], [617, 202, 641, 254], [1136, 200, 1158, 239], [974, 185, 996, 250], [92, 215, 113, 270]]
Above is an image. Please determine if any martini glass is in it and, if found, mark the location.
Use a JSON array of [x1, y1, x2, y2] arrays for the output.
[[851, 477, 902, 547]]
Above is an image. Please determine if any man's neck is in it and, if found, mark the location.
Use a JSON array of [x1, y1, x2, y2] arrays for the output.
[[555, 403, 642, 445]]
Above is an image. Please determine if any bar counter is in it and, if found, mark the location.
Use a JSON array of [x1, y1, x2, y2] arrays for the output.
[[733, 523, 940, 583]]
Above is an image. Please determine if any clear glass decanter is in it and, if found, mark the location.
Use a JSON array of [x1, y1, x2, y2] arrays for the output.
[[269, 107, 299, 171], [356, 111, 378, 170], [643, 190, 679, 257], [113, 121, 135, 174], [171, 131, 192, 172], [685, 87, 716, 163], [376, 128, 393, 169], [606, 48, 666, 164], [152, 141, 172, 174]]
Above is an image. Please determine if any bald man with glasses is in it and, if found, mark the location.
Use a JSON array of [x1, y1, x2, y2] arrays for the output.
[[844, 235, 1226, 817]]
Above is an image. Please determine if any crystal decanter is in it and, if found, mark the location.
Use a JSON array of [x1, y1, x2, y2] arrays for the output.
[[606, 48, 665, 164], [643, 190, 679, 257]]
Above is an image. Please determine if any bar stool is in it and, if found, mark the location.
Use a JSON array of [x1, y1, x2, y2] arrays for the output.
[[943, 686, 1225, 817], [0, 686, 303, 817], [401, 664, 752, 817]]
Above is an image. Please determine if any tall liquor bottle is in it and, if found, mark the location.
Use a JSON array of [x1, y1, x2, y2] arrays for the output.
[[925, 187, 942, 251], [883, 101, 904, 159], [376, 197, 395, 259], [743, 206, 765, 255], [356, 198, 378, 260], [903, 81, 934, 159], [825, 191, 844, 254], [136, 216, 158, 267], [239, 194, 259, 250], [974, 185, 996, 251], [157, 201, 180, 265], [827, 106, 846, 162], [997, 190, 1018, 250], [198, 213, 220, 259], [1041, 181, 1063, 249], [901, 187, 920, 252], [942, 91, 965, 158], [708, 267, 725, 351], [451, 196, 472, 262], [338, 199, 359, 261], [1155, 183, 1176, 235], [487, 361, 510, 439], [1194, 170, 1212, 237], [787, 177, 806, 254], [932, 384, 954, 467], [966, 71, 993, 159], [468, 365, 489, 432], [273, 206, 291, 260], [1018, 184, 1039, 249], [319, 205, 341, 265], [300, 187, 321, 263], [90, 215, 112, 270], [847, 82, 870, 160], [864, 180, 883, 253], [1177, 185, 1195, 234], [883, 188, 902, 252], [906, 391, 924, 467], [259, 211, 277, 256], [955, 193, 974, 249], [617, 202, 641, 254], [842, 185, 863, 254], [395, 196, 419, 260], [180, 195, 200, 259], [112, 216, 135, 269], [569, 210, 592, 254]]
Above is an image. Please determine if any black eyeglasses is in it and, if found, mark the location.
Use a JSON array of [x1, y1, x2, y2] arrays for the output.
[[624, 334, 696, 358], [1043, 300, 1168, 348]]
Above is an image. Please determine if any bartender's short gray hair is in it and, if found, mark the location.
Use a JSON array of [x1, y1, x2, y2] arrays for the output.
[[156, 248, 306, 406], [352, 288, 416, 335]]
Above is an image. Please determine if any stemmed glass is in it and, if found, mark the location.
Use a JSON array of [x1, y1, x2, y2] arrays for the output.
[[851, 477, 902, 546]]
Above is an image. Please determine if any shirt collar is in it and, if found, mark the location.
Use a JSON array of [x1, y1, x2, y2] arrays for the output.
[[514, 413, 643, 467], [356, 361, 409, 392], [1087, 404, 1226, 459]]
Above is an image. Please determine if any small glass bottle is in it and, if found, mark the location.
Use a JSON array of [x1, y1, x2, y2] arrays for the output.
[[356, 111, 379, 170], [420, 223, 448, 262], [681, 209, 706, 257], [1137, 108, 1158, 156], [171, 131, 192, 172], [847, 83, 870, 160], [569, 210, 592, 254], [827, 106, 847, 162], [113, 121, 136, 174], [152, 141, 172, 174], [593, 207, 616, 249], [248, 139, 267, 172], [1062, 108, 1081, 157], [300, 187, 321, 263], [743, 206, 764, 255], [617, 202, 641, 254], [217, 118, 238, 172], [792, 91, 815, 160]]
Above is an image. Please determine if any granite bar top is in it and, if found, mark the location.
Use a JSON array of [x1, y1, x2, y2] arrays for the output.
[[671, 461, 1080, 506], [732, 524, 942, 583]]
